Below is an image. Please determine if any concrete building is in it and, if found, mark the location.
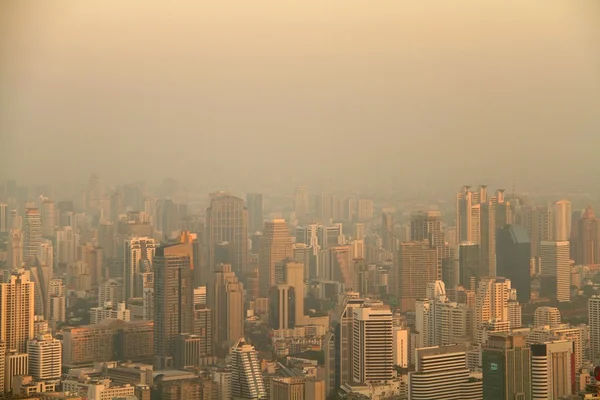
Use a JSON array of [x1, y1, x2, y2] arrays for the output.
[[23, 208, 42, 259], [496, 225, 531, 303], [555, 200, 572, 241], [395, 241, 439, 312], [534, 307, 562, 328], [482, 333, 531, 400], [209, 264, 244, 351], [0, 269, 35, 353], [352, 305, 393, 384], [230, 338, 267, 399], [259, 219, 293, 297], [27, 334, 61, 381], [124, 237, 156, 305], [540, 241, 571, 302], [90, 301, 131, 324], [530, 340, 573, 400]]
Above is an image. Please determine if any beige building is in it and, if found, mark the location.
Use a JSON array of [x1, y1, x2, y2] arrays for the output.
[[0, 269, 35, 353], [209, 264, 244, 351], [395, 241, 438, 312], [259, 219, 293, 297], [270, 377, 305, 400]]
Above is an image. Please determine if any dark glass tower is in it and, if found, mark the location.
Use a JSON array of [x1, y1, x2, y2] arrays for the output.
[[496, 225, 531, 303]]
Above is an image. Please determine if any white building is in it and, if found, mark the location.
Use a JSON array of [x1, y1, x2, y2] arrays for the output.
[[540, 241, 571, 303], [0, 269, 35, 353], [27, 334, 61, 380], [409, 344, 482, 400], [531, 340, 573, 400], [534, 306, 562, 328], [90, 302, 130, 324], [393, 327, 409, 368], [352, 305, 394, 384], [62, 376, 135, 400], [230, 338, 267, 399], [554, 200, 572, 242]]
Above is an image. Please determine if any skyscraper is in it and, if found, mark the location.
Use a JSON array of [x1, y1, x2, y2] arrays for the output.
[[381, 210, 395, 254], [269, 285, 295, 330], [124, 237, 156, 305], [482, 333, 531, 400], [458, 242, 481, 290], [0, 269, 35, 353], [522, 205, 555, 258], [530, 341, 573, 400], [539, 241, 570, 303], [7, 229, 23, 269], [206, 192, 248, 277], [40, 199, 56, 237], [209, 264, 244, 351], [555, 200, 572, 241], [589, 295, 600, 363], [293, 187, 310, 220], [230, 338, 267, 400], [570, 206, 600, 265], [351, 305, 393, 384], [23, 208, 42, 259], [258, 219, 293, 297], [496, 225, 531, 303], [246, 193, 263, 233], [153, 242, 194, 370], [396, 241, 439, 312], [474, 277, 513, 344]]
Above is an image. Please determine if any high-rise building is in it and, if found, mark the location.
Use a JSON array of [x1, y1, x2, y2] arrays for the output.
[[482, 333, 531, 400], [530, 340, 573, 400], [570, 206, 600, 265], [258, 219, 293, 297], [23, 208, 42, 259], [281, 261, 305, 325], [0, 203, 7, 232], [5, 351, 28, 394], [458, 242, 481, 290], [27, 333, 62, 381], [351, 305, 393, 384], [246, 193, 264, 233], [293, 187, 310, 220], [209, 264, 244, 351], [589, 295, 600, 363], [206, 192, 248, 277], [90, 301, 131, 324], [539, 241, 570, 303], [496, 225, 531, 303], [474, 277, 513, 345], [269, 285, 295, 330], [40, 199, 56, 237], [153, 242, 194, 370], [356, 199, 374, 222], [270, 377, 307, 400], [381, 210, 395, 254], [409, 344, 483, 400], [7, 229, 23, 268], [0, 269, 35, 353], [555, 200, 572, 241], [396, 241, 439, 312], [522, 205, 556, 258], [230, 338, 267, 400], [124, 237, 156, 305]]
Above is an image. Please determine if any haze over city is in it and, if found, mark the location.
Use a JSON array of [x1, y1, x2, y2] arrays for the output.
[[2, 0, 599, 191]]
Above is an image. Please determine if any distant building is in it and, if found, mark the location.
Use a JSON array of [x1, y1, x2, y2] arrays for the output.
[[230, 338, 267, 399], [496, 225, 531, 303]]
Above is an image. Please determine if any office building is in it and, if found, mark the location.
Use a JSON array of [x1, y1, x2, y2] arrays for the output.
[[475, 277, 513, 344], [269, 285, 296, 330], [270, 377, 305, 400], [40, 199, 56, 238], [5, 351, 28, 394], [540, 241, 570, 302], [590, 296, 600, 363], [409, 344, 483, 400], [293, 187, 310, 220], [482, 333, 531, 400], [209, 264, 244, 350], [522, 205, 555, 258], [7, 229, 23, 269], [356, 199, 374, 222], [0, 203, 7, 232], [246, 193, 263, 233], [352, 305, 393, 384], [0, 269, 35, 353], [90, 301, 131, 324], [230, 338, 267, 400], [381, 210, 395, 253], [124, 237, 156, 304], [258, 219, 293, 297], [458, 242, 481, 290], [530, 340, 573, 400], [27, 334, 61, 381], [153, 242, 194, 370], [555, 200, 572, 241], [534, 306, 562, 328], [570, 206, 600, 265], [206, 192, 248, 277], [396, 241, 439, 312], [323, 245, 353, 287], [62, 376, 135, 400], [496, 225, 531, 303], [23, 208, 42, 259]]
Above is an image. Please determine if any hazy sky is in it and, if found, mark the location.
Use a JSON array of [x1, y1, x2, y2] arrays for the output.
[[1, 0, 599, 190]]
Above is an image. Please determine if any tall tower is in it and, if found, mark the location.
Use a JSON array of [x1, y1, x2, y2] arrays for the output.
[[539, 241, 570, 303], [7, 230, 23, 269], [554, 200, 572, 241], [458, 242, 481, 290], [153, 242, 194, 370], [474, 277, 512, 344], [269, 285, 295, 330], [482, 334, 531, 400], [589, 295, 600, 363], [456, 186, 474, 243], [258, 219, 293, 297], [496, 225, 531, 303], [40, 199, 56, 237], [395, 241, 438, 312], [23, 208, 42, 259], [530, 341, 573, 400], [124, 237, 156, 305], [206, 192, 248, 277], [381, 210, 395, 254], [230, 338, 267, 400], [351, 305, 393, 384], [0, 269, 35, 353], [293, 187, 310, 220], [570, 206, 599, 265], [209, 264, 244, 351], [246, 193, 264, 233], [522, 205, 556, 258]]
